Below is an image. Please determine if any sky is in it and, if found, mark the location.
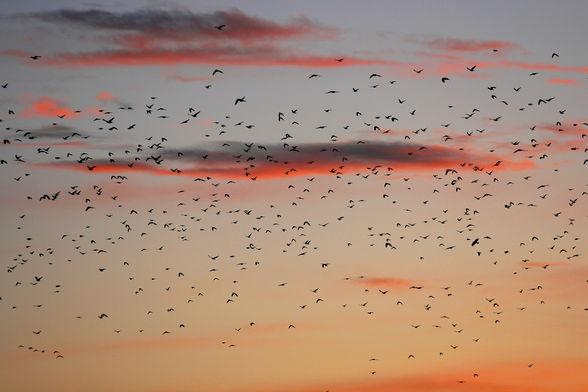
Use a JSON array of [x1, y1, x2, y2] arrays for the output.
[[0, 1, 587, 391]]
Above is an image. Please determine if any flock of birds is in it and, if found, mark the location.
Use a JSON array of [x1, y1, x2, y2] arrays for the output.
[[1, 35, 587, 390]]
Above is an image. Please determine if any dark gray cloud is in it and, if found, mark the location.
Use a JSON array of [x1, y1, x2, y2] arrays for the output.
[[159, 140, 476, 165], [26, 8, 335, 43], [2, 8, 404, 68], [16, 124, 85, 140], [38, 139, 515, 179]]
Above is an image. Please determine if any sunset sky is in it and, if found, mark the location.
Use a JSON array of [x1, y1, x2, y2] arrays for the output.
[[0, 1, 587, 391]]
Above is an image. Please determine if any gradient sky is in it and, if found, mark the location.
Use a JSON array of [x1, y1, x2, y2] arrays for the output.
[[0, 1, 587, 392]]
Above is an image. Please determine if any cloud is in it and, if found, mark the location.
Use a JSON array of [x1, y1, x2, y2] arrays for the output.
[[94, 91, 133, 107], [16, 124, 78, 139], [95, 91, 118, 101], [418, 37, 521, 52], [15, 45, 407, 68], [432, 59, 588, 77], [247, 358, 588, 392], [495, 60, 588, 73], [350, 277, 415, 289], [33, 161, 159, 175], [18, 96, 102, 118], [547, 77, 582, 86], [536, 121, 588, 137], [448, 59, 588, 77], [33, 140, 534, 180], [413, 50, 588, 77], [19, 96, 82, 119], [27, 8, 337, 44], [156, 140, 526, 170], [6, 141, 91, 148], [165, 73, 211, 83], [1, 8, 408, 69]]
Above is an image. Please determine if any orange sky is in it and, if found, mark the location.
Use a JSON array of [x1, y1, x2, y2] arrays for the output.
[[0, 2, 587, 392]]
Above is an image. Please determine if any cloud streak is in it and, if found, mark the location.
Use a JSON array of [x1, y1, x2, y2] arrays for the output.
[[29, 46, 408, 68], [547, 77, 582, 86], [248, 359, 588, 392], [350, 277, 415, 289], [420, 37, 521, 53], [33, 140, 534, 180]]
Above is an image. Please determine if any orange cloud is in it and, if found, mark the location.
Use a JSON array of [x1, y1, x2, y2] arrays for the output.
[[351, 277, 415, 289], [421, 38, 520, 52], [19, 96, 102, 119], [536, 121, 588, 137], [20, 96, 81, 119], [547, 77, 582, 86], [96, 91, 118, 101], [33, 154, 532, 180], [166, 74, 211, 82], [25, 47, 408, 68], [414, 50, 588, 76], [247, 358, 588, 392], [434, 59, 588, 77], [491, 60, 588, 74]]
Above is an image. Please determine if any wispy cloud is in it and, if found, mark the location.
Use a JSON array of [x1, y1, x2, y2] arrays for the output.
[[25, 46, 406, 68], [350, 277, 415, 289], [165, 73, 211, 83], [547, 77, 582, 86], [418, 37, 521, 53]]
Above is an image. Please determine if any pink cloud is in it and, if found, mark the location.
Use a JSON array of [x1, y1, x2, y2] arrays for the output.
[[547, 77, 582, 86], [166, 74, 211, 82], [420, 38, 521, 52], [19, 96, 94, 119], [96, 91, 118, 101], [351, 277, 415, 289]]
